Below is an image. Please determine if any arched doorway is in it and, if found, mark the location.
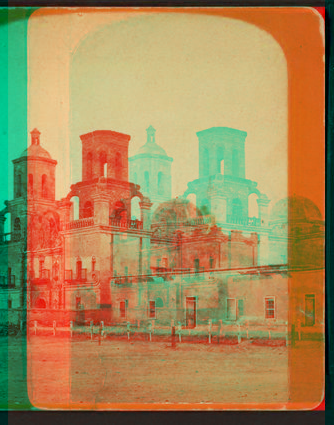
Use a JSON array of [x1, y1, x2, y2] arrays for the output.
[[70, 196, 80, 220]]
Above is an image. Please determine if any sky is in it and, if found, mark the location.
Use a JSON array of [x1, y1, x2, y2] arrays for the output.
[[26, 9, 288, 214]]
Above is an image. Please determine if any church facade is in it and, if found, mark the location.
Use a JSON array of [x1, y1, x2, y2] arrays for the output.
[[0, 125, 324, 333]]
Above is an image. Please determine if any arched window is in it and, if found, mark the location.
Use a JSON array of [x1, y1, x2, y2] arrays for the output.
[[70, 196, 79, 220], [41, 174, 48, 198], [156, 297, 164, 308], [217, 147, 224, 174], [99, 152, 107, 177], [131, 196, 141, 220], [87, 152, 93, 179], [232, 198, 243, 217], [13, 218, 21, 241], [220, 160, 225, 175], [28, 174, 33, 196], [144, 171, 150, 191], [158, 172, 164, 195], [83, 201, 94, 218]]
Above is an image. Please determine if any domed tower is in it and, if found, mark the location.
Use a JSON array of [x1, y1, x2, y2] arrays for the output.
[[14, 128, 58, 202], [129, 126, 173, 212], [0, 129, 58, 241]]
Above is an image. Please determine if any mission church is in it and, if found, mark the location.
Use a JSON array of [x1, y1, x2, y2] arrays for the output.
[[0, 125, 324, 331]]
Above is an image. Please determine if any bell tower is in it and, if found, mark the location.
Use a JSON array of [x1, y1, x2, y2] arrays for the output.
[[129, 126, 173, 213], [80, 130, 131, 182], [12, 128, 57, 202], [184, 127, 270, 227], [198, 127, 246, 179]]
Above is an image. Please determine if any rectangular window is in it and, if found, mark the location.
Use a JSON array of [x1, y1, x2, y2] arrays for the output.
[[162, 257, 168, 268], [186, 297, 197, 328], [227, 298, 237, 321], [124, 266, 129, 283], [8, 299, 12, 309], [209, 257, 214, 269], [194, 258, 200, 270], [237, 299, 244, 317], [305, 294, 315, 326], [265, 297, 275, 319], [149, 301, 156, 319], [76, 296, 81, 310], [120, 300, 127, 319]]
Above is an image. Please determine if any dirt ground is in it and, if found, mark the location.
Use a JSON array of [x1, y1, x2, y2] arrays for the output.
[[1, 336, 323, 410], [29, 336, 289, 408]]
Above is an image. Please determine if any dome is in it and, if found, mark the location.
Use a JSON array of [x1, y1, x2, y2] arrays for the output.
[[152, 198, 198, 225], [270, 196, 322, 223], [137, 142, 168, 157], [20, 128, 52, 159], [20, 144, 52, 159], [132, 125, 171, 159]]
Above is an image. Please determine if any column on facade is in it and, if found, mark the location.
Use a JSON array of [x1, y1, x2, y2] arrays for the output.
[[210, 191, 227, 224], [139, 198, 153, 275], [209, 146, 218, 177], [257, 195, 271, 226], [239, 147, 246, 179], [58, 199, 72, 226], [91, 193, 110, 226], [140, 198, 152, 230]]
